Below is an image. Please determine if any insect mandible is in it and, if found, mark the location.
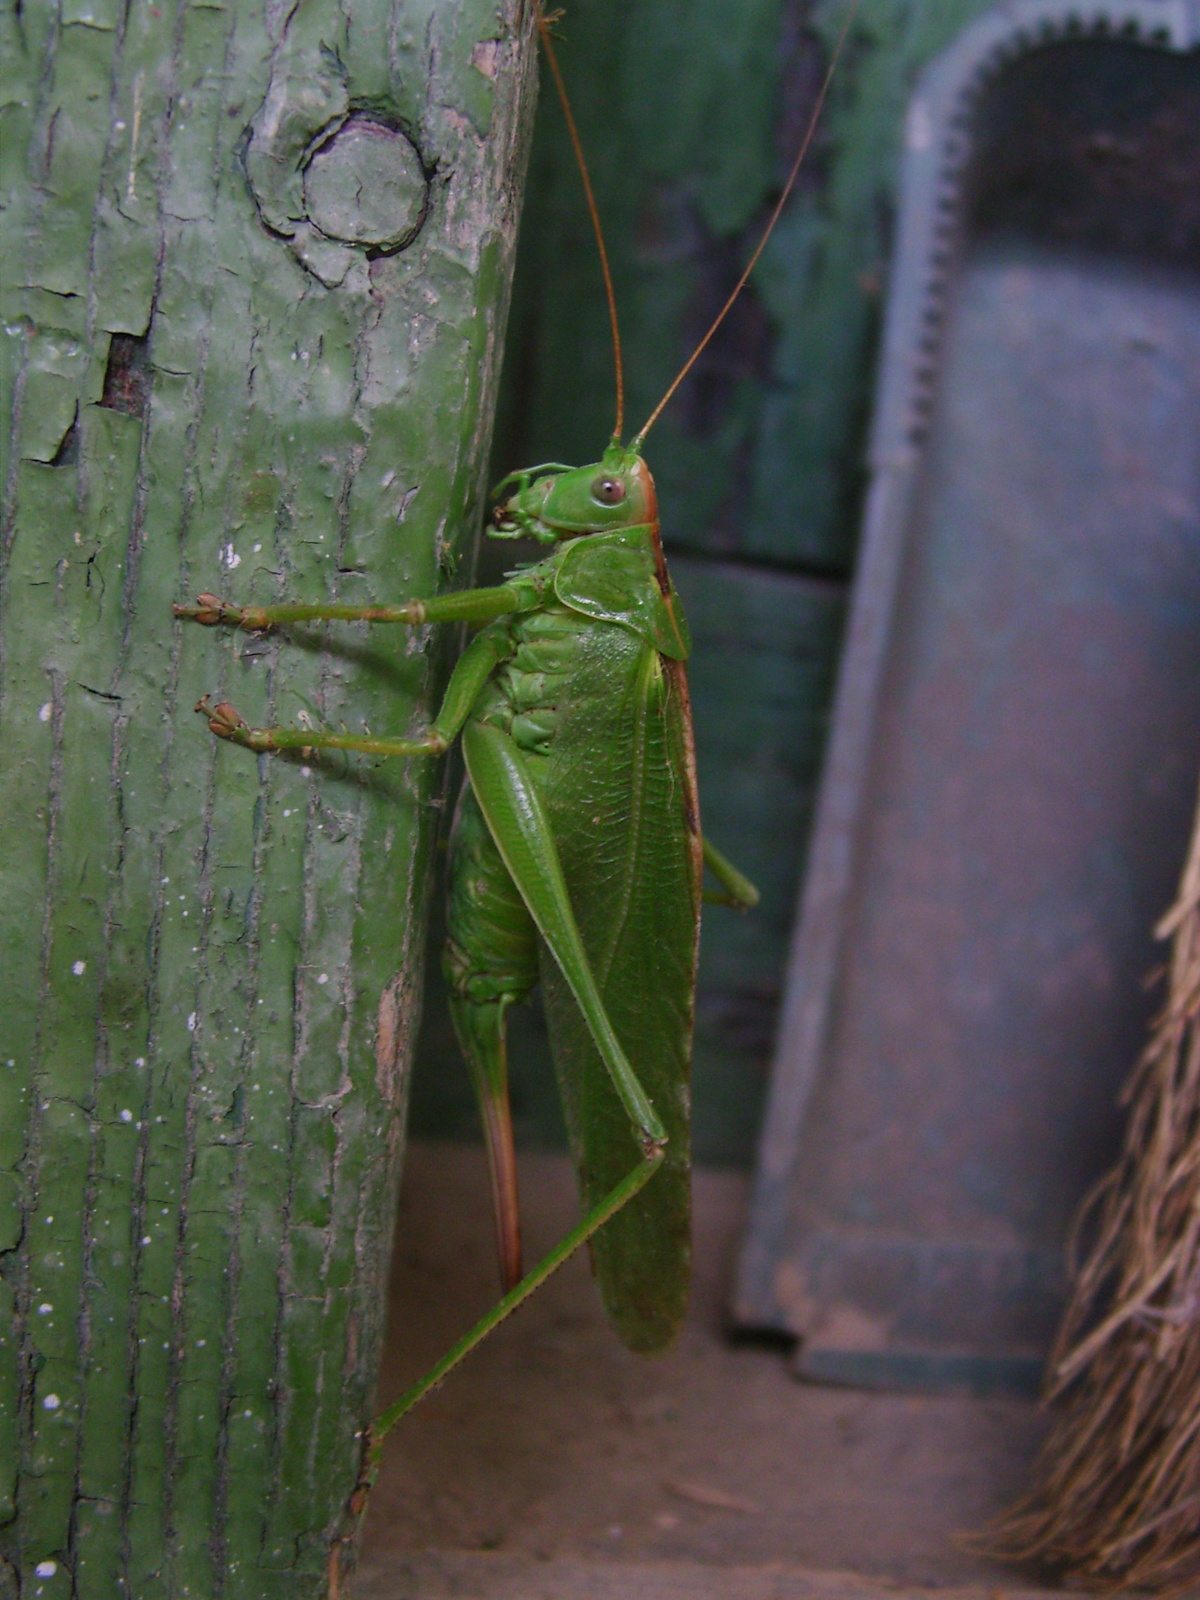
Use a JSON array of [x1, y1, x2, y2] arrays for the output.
[[175, 0, 855, 1455]]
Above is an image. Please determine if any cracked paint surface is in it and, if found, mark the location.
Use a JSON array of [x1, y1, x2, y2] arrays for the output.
[[0, 0, 537, 1592]]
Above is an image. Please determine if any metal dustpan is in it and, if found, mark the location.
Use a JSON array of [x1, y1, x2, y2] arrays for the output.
[[736, 0, 1200, 1395]]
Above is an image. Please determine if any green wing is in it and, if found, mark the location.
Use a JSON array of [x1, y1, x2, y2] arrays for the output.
[[536, 619, 701, 1353], [554, 526, 691, 659]]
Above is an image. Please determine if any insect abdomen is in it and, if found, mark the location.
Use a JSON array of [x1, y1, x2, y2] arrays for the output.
[[477, 603, 588, 756]]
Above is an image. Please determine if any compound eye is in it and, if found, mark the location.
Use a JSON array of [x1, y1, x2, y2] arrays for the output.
[[591, 475, 626, 506]]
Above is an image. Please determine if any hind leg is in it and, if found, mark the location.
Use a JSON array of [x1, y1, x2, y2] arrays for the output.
[[443, 778, 539, 1290]]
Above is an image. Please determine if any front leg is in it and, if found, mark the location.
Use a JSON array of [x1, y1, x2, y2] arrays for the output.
[[174, 578, 536, 631]]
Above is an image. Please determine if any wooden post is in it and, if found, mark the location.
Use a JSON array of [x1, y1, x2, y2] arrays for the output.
[[0, 0, 537, 1592]]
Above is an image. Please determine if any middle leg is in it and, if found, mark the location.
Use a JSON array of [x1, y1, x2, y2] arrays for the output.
[[191, 623, 515, 760]]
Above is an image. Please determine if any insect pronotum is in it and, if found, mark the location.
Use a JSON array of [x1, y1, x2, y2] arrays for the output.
[[176, 0, 856, 1536]]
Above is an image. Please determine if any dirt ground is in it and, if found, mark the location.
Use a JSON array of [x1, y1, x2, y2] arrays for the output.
[[353, 1141, 1065, 1600]]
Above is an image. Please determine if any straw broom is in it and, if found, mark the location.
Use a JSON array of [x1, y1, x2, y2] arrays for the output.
[[991, 767, 1200, 1590]]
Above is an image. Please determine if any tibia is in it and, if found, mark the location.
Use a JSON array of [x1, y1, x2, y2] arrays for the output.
[[448, 994, 522, 1291]]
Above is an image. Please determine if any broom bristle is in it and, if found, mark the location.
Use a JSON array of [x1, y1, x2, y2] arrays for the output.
[[988, 771, 1200, 1592]]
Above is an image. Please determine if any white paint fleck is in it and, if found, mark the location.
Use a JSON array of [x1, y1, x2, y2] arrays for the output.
[[197, 1338, 206, 1347], [119, 1109, 133, 1123], [381, 469, 395, 488], [36, 1561, 58, 1578], [38, 701, 52, 722], [37, 1303, 53, 1315], [282, 809, 291, 818], [42, 1393, 60, 1411], [317, 972, 329, 985], [126, 70, 143, 203], [301, 766, 311, 777], [221, 542, 241, 570], [136, 1057, 146, 1067], [72, 961, 86, 975], [471, 38, 500, 78], [142, 1235, 151, 1245], [186, 1012, 197, 1032], [253, 542, 262, 553]]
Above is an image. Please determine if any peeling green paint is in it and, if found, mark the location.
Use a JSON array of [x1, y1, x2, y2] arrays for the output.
[[0, 0, 537, 1593]]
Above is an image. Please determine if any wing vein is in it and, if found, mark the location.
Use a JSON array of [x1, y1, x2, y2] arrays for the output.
[[595, 647, 654, 994]]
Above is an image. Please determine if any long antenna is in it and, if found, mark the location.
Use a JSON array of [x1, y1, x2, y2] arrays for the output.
[[535, 4, 624, 442], [633, 0, 860, 447]]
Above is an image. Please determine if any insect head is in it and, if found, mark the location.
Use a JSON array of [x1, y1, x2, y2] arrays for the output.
[[491, 443, 655, 543]]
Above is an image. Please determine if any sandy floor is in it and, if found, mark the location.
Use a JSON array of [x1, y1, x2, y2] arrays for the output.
[[353, 1142, 1060, 1599]]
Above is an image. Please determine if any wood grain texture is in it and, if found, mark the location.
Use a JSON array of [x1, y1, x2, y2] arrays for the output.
[[0, 0, 537, 1592]]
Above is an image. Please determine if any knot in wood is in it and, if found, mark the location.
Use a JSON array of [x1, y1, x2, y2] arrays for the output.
[[304, 116, 428, 253]]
